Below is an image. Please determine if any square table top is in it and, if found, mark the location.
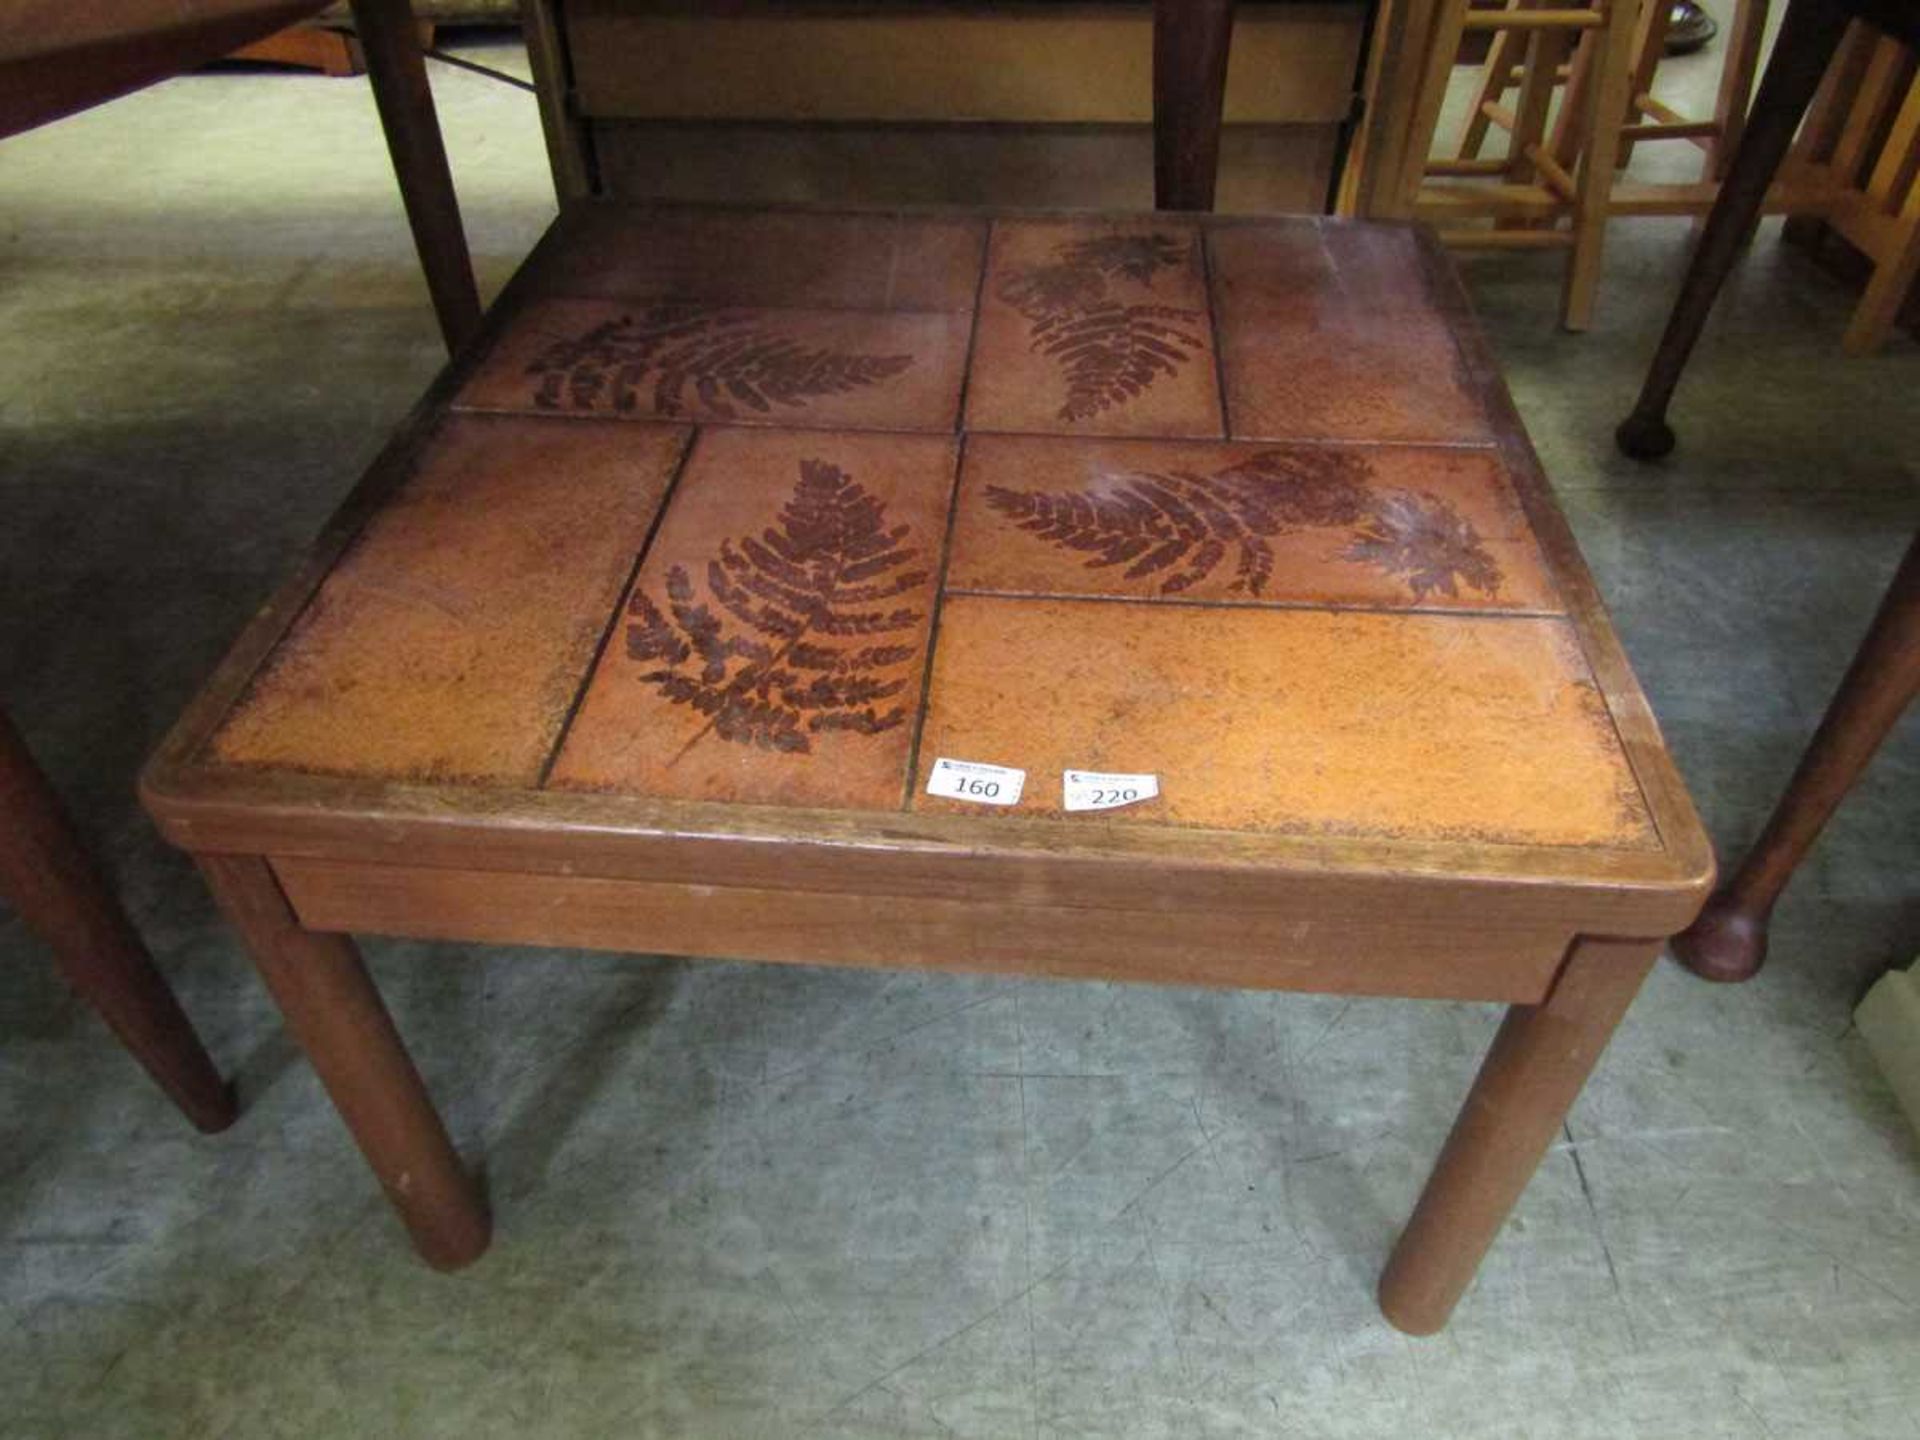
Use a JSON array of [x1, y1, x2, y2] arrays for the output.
[[144, 202, 1711, 939]]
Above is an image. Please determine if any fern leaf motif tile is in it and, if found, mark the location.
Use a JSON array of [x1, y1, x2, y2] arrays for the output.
[[1208, 223, 1495, 445], [549, 428, 957, 809], [914, 595, 1655, 848], [945, 436, 1560, 611], [965, 219, 1225, 438], [458, 297, 970, 433], [210, 415, 690, 785]]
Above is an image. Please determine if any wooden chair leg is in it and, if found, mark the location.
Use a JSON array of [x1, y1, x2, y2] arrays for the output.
[[1379, 936, 1659, 1334], [1153, 0, 1237, 210], [347, 0, 482, 355], [197, 853, 491, 1269], [1560, 0, 1640, 330], [0, 712, 236, 1133], [1673, 534, 1920, 983], [1616, 0, 1855, 460]]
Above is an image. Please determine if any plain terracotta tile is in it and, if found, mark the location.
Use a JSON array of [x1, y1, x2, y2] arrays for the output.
[[211, 415, 690, 785], [525, 205, 988, 312], [457, 297, 970, 433], [549, 427, 959, 809], [946, 434, 1561, 611], [964, 218, 1225, 438], [913, 595, 1655, 848], [1208, 221, 1495, 444]]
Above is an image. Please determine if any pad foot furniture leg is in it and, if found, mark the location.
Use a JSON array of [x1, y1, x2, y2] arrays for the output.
[[1672, 534, 1920, 983], [1617, 0, 1852, 459], [197, 854, 491, 1269]]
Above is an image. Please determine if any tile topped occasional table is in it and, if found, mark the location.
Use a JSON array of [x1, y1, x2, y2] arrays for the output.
[[142, 202, 1712, 1335]]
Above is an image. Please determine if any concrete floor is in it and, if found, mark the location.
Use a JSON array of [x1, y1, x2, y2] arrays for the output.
[[3, 32, 1918, 1440]]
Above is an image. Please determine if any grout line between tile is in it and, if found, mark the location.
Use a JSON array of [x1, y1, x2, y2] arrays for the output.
[[898, 433, 973, 812], [951, 219, 996, 434], [1198, 227, 1233, 440], [533, 426, 702, 789]]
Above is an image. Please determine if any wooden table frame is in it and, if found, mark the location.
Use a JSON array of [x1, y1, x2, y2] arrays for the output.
[[143, 204, 1711, 1335]]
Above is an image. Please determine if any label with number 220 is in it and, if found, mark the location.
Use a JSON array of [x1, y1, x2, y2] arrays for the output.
[[1062, 770, 1160, 812]]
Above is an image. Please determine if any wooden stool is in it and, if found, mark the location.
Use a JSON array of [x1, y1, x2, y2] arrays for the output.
[[1396, 0, 1642, 329], [1780, 22, 1920, 354], [144, 202, 1712, 1334]]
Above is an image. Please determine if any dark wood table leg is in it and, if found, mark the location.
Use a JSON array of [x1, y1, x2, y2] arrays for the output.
[[1674, 534, 1920, 983], [1379, 936, 1658, 1334], [348, 0, 483, 355], [1615, 0, 1853, 461], [197, 853, 491, 1269], [0, 711, 236, 1133], [1154, 0, 1237, 211]]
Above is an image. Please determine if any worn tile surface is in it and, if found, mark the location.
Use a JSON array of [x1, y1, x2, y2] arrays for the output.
[[210, 414, 689, 785], [913, 595, 1653, 845], [965, 218, 1225, 437], [523, 205, 989, 312], [549, 427, 958, 808], [1208, 222, 1495, 445], [948, 434, 1561, 611], [4, 32, 1919, 1440]]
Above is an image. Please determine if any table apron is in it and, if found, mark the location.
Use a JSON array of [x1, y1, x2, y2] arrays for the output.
[[271, 855, 1577, 1004]]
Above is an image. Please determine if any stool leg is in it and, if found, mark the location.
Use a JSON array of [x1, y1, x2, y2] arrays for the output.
[[1673, 534, 1920, 983], [197, 853, 490, 1270], [1379, 935, 1658, 1335], [1153, 0, 1237, 210], [1615, 0, 1852, 460], [0, 712, 236, 1133]]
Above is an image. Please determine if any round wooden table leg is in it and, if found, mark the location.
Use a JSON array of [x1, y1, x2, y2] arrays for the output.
[[1615, 0, 1852, 461], [1378, 936, 1658, 1335], [1153, 0, 1237, 211], [0, 711, 236, 1133], [196, 853, 491, 1271], [1673, 533, 1920, 983]]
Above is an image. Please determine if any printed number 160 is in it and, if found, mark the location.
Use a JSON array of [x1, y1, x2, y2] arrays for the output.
[[960, 778, 1001, 798]]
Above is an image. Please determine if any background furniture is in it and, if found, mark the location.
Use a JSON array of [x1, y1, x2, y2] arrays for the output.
[[517, 0, 1367, 212], [0, 0, 475, 1128], [1617, 0, 1920, 460], [1778, 21, 1920, 353], [143, 201, 1710, 1336], [1672, 535, 1919, 982], [1350, 0, 1773, 328], [1, 714, 236, 1133]]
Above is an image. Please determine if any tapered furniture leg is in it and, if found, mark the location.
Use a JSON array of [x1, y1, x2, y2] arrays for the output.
[[1615, 0, 1852, 460], [197, 854, 490, 1269], [1379, 936, 1658, 1335], [1674, 534, 1920, 983], [348, 0, 482, 354], [0, 711, 236, 1132], [1154, 0, 1237, 210]]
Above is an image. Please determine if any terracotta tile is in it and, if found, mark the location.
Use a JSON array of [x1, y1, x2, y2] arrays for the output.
[[211, 415, 690, 785], [912, 595, 1655, 848], [946, 435, 1560, 612], [1208, 221, 1495, 445], [549, 427, 959, 809], [456, 298, 969, 433], [964, 218, 1224, 438], [525, 206, 988, 312]]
